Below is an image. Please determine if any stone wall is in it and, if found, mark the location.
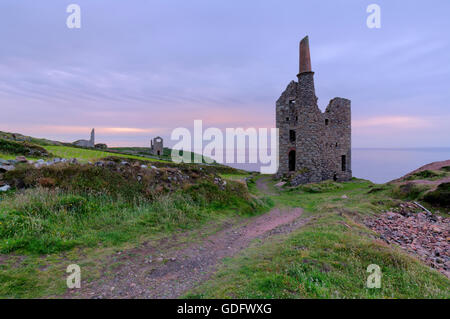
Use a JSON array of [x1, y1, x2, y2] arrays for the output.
[[150, 136, 164, 156]]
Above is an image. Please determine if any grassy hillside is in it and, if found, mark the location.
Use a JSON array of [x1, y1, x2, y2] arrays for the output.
[[43, 145, 169, 163], [0, 158, 266, 297], [186, 178, 450, 298], [0, 131, 60, 146], [1, 131, 448, 299], [109, 146, 216, 164]]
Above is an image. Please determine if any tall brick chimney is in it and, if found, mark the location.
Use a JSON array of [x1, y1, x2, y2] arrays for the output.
[[299, 36, 312, 73], [297, 35, 316, 106]]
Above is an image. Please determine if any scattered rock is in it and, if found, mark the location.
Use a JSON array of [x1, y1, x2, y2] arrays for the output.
[[16, 156, 27, 163], [0, 184, 11, 192], [95, 161, 104, 167], [365, 202, 449, 278], [0, 165, 14, 172]]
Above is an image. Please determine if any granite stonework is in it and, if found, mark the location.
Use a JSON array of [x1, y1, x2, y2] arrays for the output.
[[73, 128, 95, 148], [276, 36, 352, 184], [150, 136, 164, 156]]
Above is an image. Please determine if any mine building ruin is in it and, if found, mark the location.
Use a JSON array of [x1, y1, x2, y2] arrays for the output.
[[150, 136, 163, 156], [276, 36, 352, 184]]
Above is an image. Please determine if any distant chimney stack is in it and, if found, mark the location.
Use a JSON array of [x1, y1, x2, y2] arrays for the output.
[[299, 36, 312, 73]]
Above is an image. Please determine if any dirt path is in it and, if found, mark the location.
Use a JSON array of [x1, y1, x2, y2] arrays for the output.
[[255, 175, 278, 195], [65, 177, 307, 299]]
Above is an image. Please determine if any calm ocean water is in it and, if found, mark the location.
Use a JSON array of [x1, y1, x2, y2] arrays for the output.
[[226, 148, 450, 184], [351, 148, 450, 184]]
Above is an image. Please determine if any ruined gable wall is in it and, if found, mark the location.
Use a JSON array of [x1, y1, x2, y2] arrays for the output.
[[323, 97, 352, 181], [276, 81, 298, 174], [294, 72, 326, 182]]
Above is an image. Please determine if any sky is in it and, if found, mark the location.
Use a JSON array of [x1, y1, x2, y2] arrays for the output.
[[1, 0, 449, 148]]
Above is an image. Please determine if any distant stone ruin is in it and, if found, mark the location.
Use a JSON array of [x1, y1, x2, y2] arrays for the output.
[[150, 136, 163, 156], [73, 128, 95, 148], [95, 143, 107, 150], [276, 36, 352, 184]]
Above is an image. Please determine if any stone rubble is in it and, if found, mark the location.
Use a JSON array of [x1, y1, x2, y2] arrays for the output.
[[364, 202, 450, 278]]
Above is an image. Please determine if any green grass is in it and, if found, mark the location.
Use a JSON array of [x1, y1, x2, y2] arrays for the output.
[[0, 183, 270, 297], [423, 182, 450, 207], [43, 145, 168, 163], [0, 178, 267, 255], [405, 170, 448, 181], [390, 183, 432, 201], [220, 173, 252, 182], [0, 139, 51, 158], [187, 213, 449, 298], [186, 177, 450, 299], [0, 131, 59, 146], [0, 152, 24, 160], [108, 146, 219, 164]]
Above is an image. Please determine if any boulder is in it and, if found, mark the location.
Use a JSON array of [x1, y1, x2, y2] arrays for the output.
[[0, 184, 11, 192], [16, 156, 27, 163], [0, 165, 14, 172]]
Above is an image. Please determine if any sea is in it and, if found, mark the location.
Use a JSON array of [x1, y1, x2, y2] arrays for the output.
[[226, 148, 450, 184]]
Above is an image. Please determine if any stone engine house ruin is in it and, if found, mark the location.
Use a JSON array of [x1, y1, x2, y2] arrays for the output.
[[150, 136, 163, 156], [276, 36, 352, 184], [73, 128, 95, 148]]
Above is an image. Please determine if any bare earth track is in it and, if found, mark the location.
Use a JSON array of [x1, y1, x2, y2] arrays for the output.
[[64, 177, 307, 299]]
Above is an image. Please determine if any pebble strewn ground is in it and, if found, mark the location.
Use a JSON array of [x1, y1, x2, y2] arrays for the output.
[[365, 202, 449, 278]]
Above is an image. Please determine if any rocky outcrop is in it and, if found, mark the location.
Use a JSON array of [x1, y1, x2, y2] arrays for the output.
[[0, 138, 50, 157]]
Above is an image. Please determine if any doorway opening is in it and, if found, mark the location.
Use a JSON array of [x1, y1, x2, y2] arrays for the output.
[[288, 150, 296, 171], [341, 155, 346, 171]]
